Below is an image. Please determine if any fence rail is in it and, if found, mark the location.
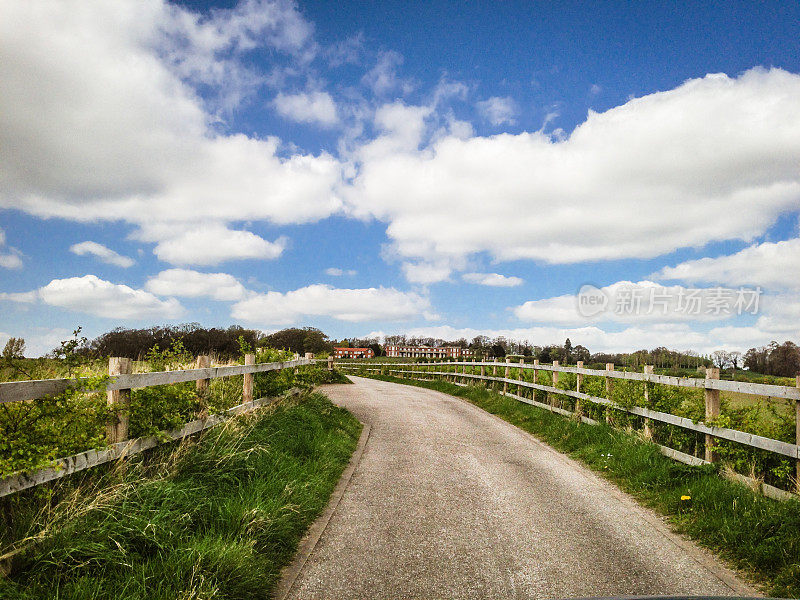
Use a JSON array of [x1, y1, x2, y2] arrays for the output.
[[337, 359, 800, 497], [0, 356, 320, 497], [0, 358, 316, 405]]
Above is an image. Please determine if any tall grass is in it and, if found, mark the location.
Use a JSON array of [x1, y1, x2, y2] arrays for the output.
[[0, 391, 361, 599], [365, 373, 800, 597]]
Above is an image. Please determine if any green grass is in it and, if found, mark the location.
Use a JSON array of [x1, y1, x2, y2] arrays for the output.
[[363, 373, 800, 597], [0, 391, 361, 599]]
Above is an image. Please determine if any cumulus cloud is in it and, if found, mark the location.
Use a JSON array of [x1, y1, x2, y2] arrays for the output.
[[147, 225, 286, 266], [69, 241, 135, 268], [513, 280, 766, 325], [0, 227, 22, 269], [325, 267, 357, 276], [274, 91, 339, 126], [38, 275, 183, 320], [0, 0, 341, 261], [0, 291, 37, 303], [462, 272, 523, 287], [231, 284, 432, 325], [401, 261, 452, 284], [362, 50, 413, 96], [654, 238, 800, 290], [346, 69, 800, 269], [145, 269, 248, 301], [476, 96, 517, 125]]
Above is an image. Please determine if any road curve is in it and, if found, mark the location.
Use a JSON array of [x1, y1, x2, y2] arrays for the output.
[[284, 376, 758, 599]]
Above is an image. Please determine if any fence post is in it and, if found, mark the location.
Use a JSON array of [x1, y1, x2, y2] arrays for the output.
[[243, 353, 255, 404], [480, 361, 486, 387], [493, 357, 499, 391], [576, 360, 584, 416], [605, 363, 614, 423], [503, 360, 510, 395], [796, 375, 800, 493], [107, 357, 132, 444], [550, 361, 559, 407], [327, 356, 334, 371], [704, 367, 720, 463], [518, 358, 525, 397], [195, 355, 211, 393], [643, 365, 654, 438]]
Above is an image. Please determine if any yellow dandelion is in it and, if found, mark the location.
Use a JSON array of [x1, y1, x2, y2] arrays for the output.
[[680, 495, 691, 501]]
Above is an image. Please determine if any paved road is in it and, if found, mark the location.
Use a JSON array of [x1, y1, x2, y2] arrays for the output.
[[284, 376, 757, 599]]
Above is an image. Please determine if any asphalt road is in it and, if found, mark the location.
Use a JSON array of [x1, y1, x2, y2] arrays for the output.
[[282, 376, 758, 599]]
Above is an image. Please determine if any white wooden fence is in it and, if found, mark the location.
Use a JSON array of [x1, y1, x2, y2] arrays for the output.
[[0, 355, 318, 497], [337, 359, 800, 500]]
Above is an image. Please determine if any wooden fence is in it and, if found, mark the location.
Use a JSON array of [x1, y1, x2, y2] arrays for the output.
[[337, 358, 800, 501], [0, 355, 318, 497]]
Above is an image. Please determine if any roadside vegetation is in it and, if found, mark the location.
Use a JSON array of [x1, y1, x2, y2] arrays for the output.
[[0, 331, 348, 479], [360, 373, 800, 597], [0, 391, 361, 599]]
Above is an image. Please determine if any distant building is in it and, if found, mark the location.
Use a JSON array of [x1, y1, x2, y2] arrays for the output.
[[334, 347, 375, 359], [384, 345, 474, 359]]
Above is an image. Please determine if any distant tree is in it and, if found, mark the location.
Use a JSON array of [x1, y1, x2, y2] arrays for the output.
[[572, 344, 590, 363], [490, 343, 506, 358], [564, 338, 573, 363]]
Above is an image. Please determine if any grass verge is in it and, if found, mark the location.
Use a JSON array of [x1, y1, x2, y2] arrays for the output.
[[363, 373, 800, 597], [0, 391, 361, 599]]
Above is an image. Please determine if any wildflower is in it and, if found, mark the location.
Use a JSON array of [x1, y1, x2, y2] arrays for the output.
[[681, 495, 691, 501]]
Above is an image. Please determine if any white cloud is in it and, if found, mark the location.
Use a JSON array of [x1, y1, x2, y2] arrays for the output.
[[0, 291, 37, 303], [147, 225, 286, 266], [274, 91, 339, 127], [362, 50, 413, 96], [513, 280, 765, 325], [402, 261, 452, 284], [476, 96, 517, 125], [590, 83, 602, 96], [38, 275, 184, 320], [231, 284, 432, 325], [346, 69, 800, 268], [0, 1, 341, 233], [70, 241, 135, 268], [462, 272, 523, 287], [654, 238, 800, 290], [0, 251, 22, 269], [145, 269, 247, 301], [325, 267, 357, 276], [0, 227, 22, 269]]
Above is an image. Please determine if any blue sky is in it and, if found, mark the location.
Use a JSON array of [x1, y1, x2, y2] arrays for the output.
[[1, 0, 799, 356]]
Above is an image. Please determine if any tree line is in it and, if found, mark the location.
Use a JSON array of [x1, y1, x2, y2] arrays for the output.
[[58, 324, 335, 360]]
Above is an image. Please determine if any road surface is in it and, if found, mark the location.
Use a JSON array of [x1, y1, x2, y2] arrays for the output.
[[281, 376, 757, 599]]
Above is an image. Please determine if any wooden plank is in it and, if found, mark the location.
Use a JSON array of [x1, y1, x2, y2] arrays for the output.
[[357, 365, 800, 501], [0, 359, 313, 404], [383, 369, 800, 459], [386, 360, 800, 399], [658, 445, 709, 467], [0, 393, 285, 498]]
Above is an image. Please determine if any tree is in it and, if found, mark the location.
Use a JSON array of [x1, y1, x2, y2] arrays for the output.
[[564, 338, 572, 363], [2, 337, 25, 360]]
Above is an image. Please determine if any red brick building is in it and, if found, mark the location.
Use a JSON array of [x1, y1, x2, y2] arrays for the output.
[[334, 347, 375, 359], [384, 345, 474, 359]]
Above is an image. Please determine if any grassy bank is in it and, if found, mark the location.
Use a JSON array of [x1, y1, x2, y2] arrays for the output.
[[363, 373, 800, 597], [0, 391, 361, 599]]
